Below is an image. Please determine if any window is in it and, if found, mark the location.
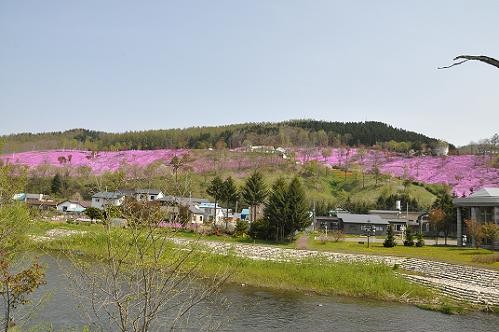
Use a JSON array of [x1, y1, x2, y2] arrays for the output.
[[95, 198, 100, 202]]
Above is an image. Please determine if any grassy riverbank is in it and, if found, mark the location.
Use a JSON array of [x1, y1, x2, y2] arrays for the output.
[[30, 222, 499, 268], [28, 221, 468, 314]]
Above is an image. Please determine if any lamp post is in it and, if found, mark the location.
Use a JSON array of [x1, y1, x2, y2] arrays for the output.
[[365, 220, 376, 248]]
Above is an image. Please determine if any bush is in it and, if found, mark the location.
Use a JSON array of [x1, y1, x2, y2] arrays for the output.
[[383, 225, 396, 248], [331, 230, 345, 242], [415, 233, 425, 247], [404, 227, 415, 247], [318, 234, 328, 244], [248, 219, 270, 240], [295, 236, 309, 250], [471, 253, 499, 264], [234, 220, 249, 237]]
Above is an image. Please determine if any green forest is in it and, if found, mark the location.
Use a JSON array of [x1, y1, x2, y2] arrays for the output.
[[1, 120, 444, 153]]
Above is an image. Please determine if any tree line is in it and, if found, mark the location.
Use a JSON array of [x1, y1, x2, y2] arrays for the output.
[[1, 120, 440, 153], [206, 171, 311, 242]]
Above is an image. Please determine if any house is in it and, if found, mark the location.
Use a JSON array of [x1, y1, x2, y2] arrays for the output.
[[13, 192, 56, 210], [13, 193, 51, 203], [198, 202, 225, 223], [336, 213, 390, 235], [156, 196, 209, 224], [188, 205, 205, 224], [91, 192, 125, 209], [118, 189, 165, 202], [315, 216, 341, 231], [56, 200, 90, 214], [26, 199, 57, 210], [453, 187, 499, 247]]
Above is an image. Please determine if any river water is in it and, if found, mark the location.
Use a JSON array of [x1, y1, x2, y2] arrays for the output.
[[19, 255, 499, 331]]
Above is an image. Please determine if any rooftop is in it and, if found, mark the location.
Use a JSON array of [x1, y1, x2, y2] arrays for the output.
[[453, 187, 499, 207], [337, 213, 389, 225], [92, 192, 125, 199]]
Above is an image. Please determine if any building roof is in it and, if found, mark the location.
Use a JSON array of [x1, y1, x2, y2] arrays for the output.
[[198, 202, 222, 209], [57, 200, 91, 208], [470, 187, 499, 197], [25, 193, 44, 200], [134, 189, 163, 195], [158, 196, 209, 205], [453, 187, 499, 206], [92, 192, 125, 199], [189, 205, 205, 214], [337, 213, 389, 225], [26, 200, 57, 207], [118, 189, 163, 196]]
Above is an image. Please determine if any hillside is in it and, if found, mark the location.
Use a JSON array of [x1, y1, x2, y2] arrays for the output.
[[1, 147, 497, 200], [0, 120, 442, 153]]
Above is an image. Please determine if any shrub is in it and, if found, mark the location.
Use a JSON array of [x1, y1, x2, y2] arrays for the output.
[[415, 233, 425, 247], [295, 236, 309, 250], [404, 227, 415, 246], [481, 223, 498, 249], [383, 225, 396, 248], [471, 253, 499, 264], [234, 220, 249, 237], [248, 219, 270, 240], [331, 230, 345, 242], [318, 234, 328, 244]]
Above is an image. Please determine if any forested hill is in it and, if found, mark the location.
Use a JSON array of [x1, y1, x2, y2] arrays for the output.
[[1, 120, 442, 153]]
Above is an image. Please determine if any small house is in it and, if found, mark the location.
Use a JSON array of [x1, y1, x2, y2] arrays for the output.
[[198, 202, 225, 223], [118, 189, 165, 202], [336, 213, 390, 235], [57, 200, 90, 214], [91, 192, 125, 209]]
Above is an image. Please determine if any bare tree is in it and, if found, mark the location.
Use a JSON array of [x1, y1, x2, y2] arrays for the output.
[[438, 55, 499, 69], [66, 200, 230, 331]]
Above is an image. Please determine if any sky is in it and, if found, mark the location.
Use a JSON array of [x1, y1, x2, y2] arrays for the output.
[[1, 0, 498, 146]]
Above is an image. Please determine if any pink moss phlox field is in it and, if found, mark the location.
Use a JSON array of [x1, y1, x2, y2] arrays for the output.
[[0, 149, 187, 175], [2, 148, 498, 197], [297, 148, 499, 196]]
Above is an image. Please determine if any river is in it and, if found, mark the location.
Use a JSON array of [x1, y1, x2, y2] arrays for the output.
[[18, 255, 499, 331]]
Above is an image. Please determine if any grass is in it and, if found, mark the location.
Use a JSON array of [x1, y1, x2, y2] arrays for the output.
[[28, 221, 454, 310], [307, 237, 499, 269], [30, 221, 499, 269]]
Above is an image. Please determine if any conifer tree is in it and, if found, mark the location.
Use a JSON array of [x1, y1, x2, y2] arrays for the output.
[[206, 176, 224, 226], [383, 225, 397, 247], [403, 226, 414, 246], [264, 178, 288, 241], [241, 171, 267, 222], [221, 176, 239, 228], [415, 232, 425, 247], [51, 173, 62, 194], [287, 177, 310, 234]]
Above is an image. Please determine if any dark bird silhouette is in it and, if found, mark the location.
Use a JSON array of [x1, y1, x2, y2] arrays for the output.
[[438, 55, 499, 69]]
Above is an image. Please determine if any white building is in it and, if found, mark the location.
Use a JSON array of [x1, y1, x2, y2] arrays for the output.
[[56, 200, 90, 214], [91, 192, 125, 209], [118, 189, 165, 202], [198, 202, 225, 223]]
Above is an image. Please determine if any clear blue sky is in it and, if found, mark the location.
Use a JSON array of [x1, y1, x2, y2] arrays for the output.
[[1, 0, 498, 146]]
